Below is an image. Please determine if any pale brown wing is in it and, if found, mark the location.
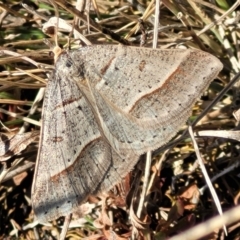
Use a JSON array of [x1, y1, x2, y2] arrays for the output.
[[68, 45, 222, 155], [32, 59, 139, 222]]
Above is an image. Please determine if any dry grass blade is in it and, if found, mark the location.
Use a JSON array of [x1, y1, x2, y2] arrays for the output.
[[169, 204, 240, 240], [0, 0, 239, 239], [0, 131, 39, 161], [188, 124, 227, 235]]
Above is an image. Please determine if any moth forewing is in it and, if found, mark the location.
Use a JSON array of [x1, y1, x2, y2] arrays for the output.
[[72, 46, 223, 154]]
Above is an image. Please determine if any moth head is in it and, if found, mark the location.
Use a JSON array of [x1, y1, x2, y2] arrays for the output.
[[55, 51, 85, 80]]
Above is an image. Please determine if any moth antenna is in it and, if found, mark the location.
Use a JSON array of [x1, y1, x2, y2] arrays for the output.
[[46, 0, 59, 47], [46, 0, 62, 62], [67, 37, 71, 50]]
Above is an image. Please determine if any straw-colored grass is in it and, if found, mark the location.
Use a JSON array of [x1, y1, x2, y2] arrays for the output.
[[0, 0, 239, 239]]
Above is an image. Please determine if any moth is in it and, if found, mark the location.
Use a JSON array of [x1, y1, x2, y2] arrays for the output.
[[32, 45, 223, 222]]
